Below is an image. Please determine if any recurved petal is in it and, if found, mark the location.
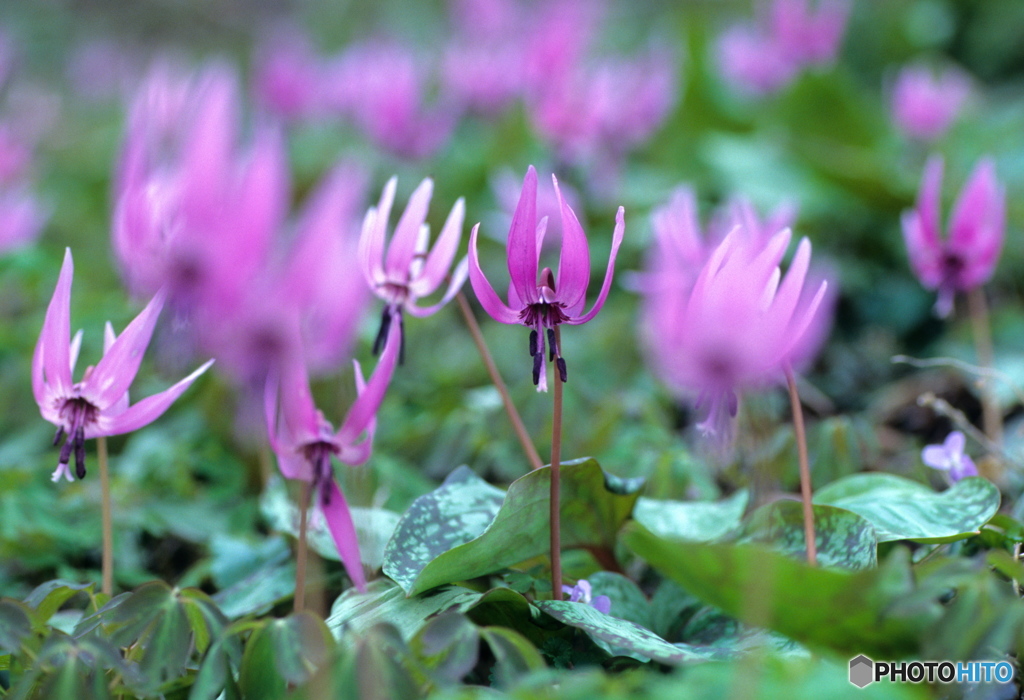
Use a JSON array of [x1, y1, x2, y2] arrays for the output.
[[566, 206, 625, 325], [321, 480, 368, 592], [948, 157, 1003, 256], [84, 289, 165, 409], [553, 175, 591, 311], [384, 177, 434, 277], [406, 255, 468, 318], [336, 321, 400, 445], [410, 197, 464, 299], [468, 223, 521, 323], [70, 329, 84, 375], [38, 248, 75, 398], [506, 166, 539, 306], [90, 358, 214, 438]]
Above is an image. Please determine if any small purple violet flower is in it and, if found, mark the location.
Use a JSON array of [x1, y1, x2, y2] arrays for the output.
[[264, 322, 401, 593], [468, 166, 625, 391], [33, 249, 214, 482], [922, 431, 978, 482], [891, 63, 971, 143], [901, 156, 1005, 317], [359, 176, 468, 361], [562, 579, 611, 614]]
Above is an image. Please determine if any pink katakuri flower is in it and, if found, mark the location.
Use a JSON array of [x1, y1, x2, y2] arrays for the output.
[[359, 176, 468, 361], [767, 0, 848, 67], [901, 156, 1005, 317], [468, 165, 625, 391], [921, 431, 977, 483], [264, 322, 400, 592], [33, 249, 213, 482], [891, 63, 971, 142]]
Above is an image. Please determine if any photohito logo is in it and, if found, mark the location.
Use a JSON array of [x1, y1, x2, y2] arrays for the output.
[[848, 655, 1014, 687]]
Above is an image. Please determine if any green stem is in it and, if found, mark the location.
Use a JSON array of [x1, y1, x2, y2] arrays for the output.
[[550, 327, 564, 600], [98, 436, 113, 597], [785, 367, 817, 567], [456, 291, 544, 470], [295, 481, 312, 612]]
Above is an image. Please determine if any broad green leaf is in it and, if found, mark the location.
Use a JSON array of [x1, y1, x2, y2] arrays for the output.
[[409, 612, 480, 685], [534, 600, 729, 665], [327, 580, 482, 642], [382, 466, 506, 592], [739, 501, 878, 569], [814, 474, 1000, 543], [633, 490, 748, 542], [478, 627, 546, 688], [390, 459, 642, 595], [22, 580, 93, 627], [0, 600, 33, 651], [623, 523, 943, 657]]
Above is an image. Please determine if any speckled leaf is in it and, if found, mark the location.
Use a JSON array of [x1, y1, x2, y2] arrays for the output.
[[382, 467, 506, 592], [587, 572, 652, 629], [814, 474, 1000, 543], [534, 600, 729, 665], [623, 523, 942, 658], [633, 491, 748, 542], [396, 459, 642, 595], [739, 501, 878, 569]]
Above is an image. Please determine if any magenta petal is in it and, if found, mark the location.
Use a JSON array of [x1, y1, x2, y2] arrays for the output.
[[279, 352, 321, 447], [336, 321, 399, 445], [321, 480, 367, 592], [948, 157, 1002, 253], [91, 359, 214, 437], [921, 444, 950, 471], [84, 290, 165, 409], [263, 370, 284, 454], [468, 223, 521, 324], [384, 178, 433, 277], [410, 197, 464, 299], [506, 166, 539, 306], [358, 177, 394, 286], [566, 206, 625, 325], [39, 248, 75, 398], [406, 255, 468, 318], [917, 156, 944, 248], [553, 175, 591, 311]]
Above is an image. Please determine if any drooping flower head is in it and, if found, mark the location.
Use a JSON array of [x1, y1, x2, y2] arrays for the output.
[[891, 63, 972, 143], [264, 322, 400, 592], [468, 165, 625, 391], [359, 176, 468, 361], [921, 431, 977, 483], [644, 227, 830, 445], [901, 156, 1005, 317], [33, 249, 213, 482]]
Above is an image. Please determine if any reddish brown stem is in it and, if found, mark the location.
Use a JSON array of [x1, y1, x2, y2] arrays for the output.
[[550, 327, 564, 599], [786, 367, 817, 567], [294, 481, 312, 612], [98, 436, 113, 597]]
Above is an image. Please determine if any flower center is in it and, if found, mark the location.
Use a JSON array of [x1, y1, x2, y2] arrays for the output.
[[301, 441, 338, 506], [53, 397, 99, 479]]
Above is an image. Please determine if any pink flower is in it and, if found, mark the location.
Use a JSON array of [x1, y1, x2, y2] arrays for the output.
[[253, 29, 325, 121], [644, 227, 829, 444], [33, 249, 213, 482], [901, 156, 1005, 317], [264, 322, 401, 592], [717, 25, 799, 96], [767, 0, 848, 67], [921, 431, 977, 483], [0, 186, 46, 253], [468, 166, 625, 391], [359, 176, 468, 360], [891, 64, 971, 142]]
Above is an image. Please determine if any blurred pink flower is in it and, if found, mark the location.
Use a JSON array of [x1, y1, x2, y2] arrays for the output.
[[264, 322, 400, 592], [922, 431, 977, 483], [253, 29, 325, 121], [717, 25, 799, 96], [0, 186, 47, 252], [468, 166, 624, 391], [901, 156, 1005, 317], [643, 227, 830, 445], [359, 176, 468, 360], [33, 249, 213, 482], [891, 64, 971, 142], [767, 0, 848, 66]]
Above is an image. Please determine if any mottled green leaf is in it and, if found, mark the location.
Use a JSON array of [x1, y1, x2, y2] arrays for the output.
[[389, 459, 642, 595], [534, 600, 728, 665], [814, 474, 1000, 543], [382, 467, 506, 592], [633, 491, 748, 542], [623, 523, 943, 657], [739, 501, 878, 569], [586, 572, 652, 629], [327, 580, 482, 642]]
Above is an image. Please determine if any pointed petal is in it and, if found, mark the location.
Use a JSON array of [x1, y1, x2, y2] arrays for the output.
[[278, 351, 320, 446], [337, 361, 376, 466], [768, 237, 811, 324], [336, 321, 400, 446], [948, 158, 1004, 286], [921, 444, 951, 470], [506, 166, 539, 305], [102, 322, 116, 354], [384, 178, 433, 277], [90, 359, 214, 437], [553, 175, 591, 310], [321, 480, 367, 592], [358, 177, 395, 286], [944, 430, 966, 456], [410, 197, 464, 298], [38, 248, 74, 398], [566, 206, 625, 325], [917, 155, 944, 247], [406, 255, 468, 318], [83, 290, 165, 409], [69, 329, 84, 375], [263, 369, 284, 454], [468, 223, 522, 324]]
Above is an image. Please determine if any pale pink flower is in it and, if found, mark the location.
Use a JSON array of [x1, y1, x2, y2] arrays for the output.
[[922, 431, 977, 483], [891, 63, 971, 142]]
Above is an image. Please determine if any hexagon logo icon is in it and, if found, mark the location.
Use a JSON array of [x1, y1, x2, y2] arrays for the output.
[[849, 655, 874, 688]]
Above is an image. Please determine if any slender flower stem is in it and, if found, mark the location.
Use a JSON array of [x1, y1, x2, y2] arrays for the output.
[[456, 291, 544, 470], [550, 327, 564, 600], [968, 286, 1002, 446], [785, 367, 817, 567], [98, 436, 113, 597], [294, 481, 312, 612]]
